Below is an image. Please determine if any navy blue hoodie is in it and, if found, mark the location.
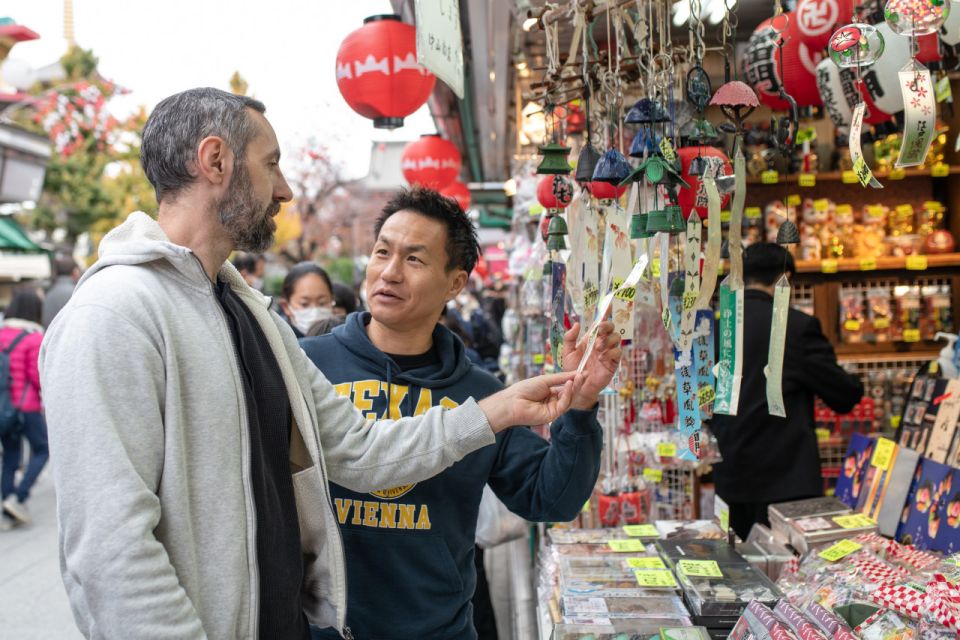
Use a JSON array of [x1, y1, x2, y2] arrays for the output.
[[302, 312, 602, 640]]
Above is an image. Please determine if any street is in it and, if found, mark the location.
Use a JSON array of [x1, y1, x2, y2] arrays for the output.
[[0, 474, 82, 639]]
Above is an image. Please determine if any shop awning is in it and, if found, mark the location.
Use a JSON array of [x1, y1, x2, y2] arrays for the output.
[[0, 217, 44, 252]]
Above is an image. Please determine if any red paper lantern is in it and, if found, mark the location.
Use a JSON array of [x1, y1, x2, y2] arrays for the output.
[[794, 0, 854, 50], [743, 15, 824, 110], [586, 181, 627, 201], [676, 146, 732, 220], [335, 15, 436, 129], [401, 135, 462, 189], [440, 180, 471, 211], [537, 175, 574, 210]]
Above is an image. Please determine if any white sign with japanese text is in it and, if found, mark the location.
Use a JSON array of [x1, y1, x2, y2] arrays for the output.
[[415, 0, 465, 99]]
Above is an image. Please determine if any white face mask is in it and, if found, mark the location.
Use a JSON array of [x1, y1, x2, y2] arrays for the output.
[[291, 306, 333, 333]]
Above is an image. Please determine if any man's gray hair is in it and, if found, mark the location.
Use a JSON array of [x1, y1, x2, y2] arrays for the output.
[[141, 87, 266, 203]]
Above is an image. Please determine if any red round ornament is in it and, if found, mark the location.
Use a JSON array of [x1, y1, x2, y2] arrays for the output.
[[335, 15, 436, 129], [586, 181, 627, 201], [743, 15, 824, 110], [401, 134, 462, 189], [440, 180, 471, 212], [676, 146, 732, 220], [795, 0, 854, 50], [537, 175, 575, 210]]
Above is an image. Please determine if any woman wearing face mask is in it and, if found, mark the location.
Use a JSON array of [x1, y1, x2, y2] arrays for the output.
[[278, 262, 336, 338]]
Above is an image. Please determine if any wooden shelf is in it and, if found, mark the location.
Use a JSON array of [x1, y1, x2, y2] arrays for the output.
[[793, 253, 960, 274], [745, 166, 959, 186], [835, 341, 943, 358]]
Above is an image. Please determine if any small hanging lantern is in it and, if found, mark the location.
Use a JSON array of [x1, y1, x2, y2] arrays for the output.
[[546, 215, 569, 251], [401, 134, 462, 189], [776, 220, 801, 244], [536, 143, 572, 175], [591, 149, 633, 184], [666, 205, 686, 234], [645, 208, 672, 233], [536, 174, 575, 210], [575, 146, 602, 183], [630, 211, 653, 239]]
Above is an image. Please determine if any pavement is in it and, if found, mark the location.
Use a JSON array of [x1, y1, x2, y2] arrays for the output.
[[0, 473, 83, 639]]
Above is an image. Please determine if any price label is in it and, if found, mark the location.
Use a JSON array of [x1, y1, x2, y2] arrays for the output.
[[744, 206, 762, 219], [659, 137, 678, 163], [843, 320, 862, 331], [658, 442, 678, 458], [836, 204, 853, 216], [814, 198, 830, 212], [786, 194, 801, 207], [889, 168, 906, 180], [866, 205, 886, 220], [720, 210, 732, 222], [873, 318, 891, 329], [627, 556, 666, 569], [923, 201, 944, 212], [891, 415, 902, 429], [872, 437, 897, 470], [931, 163, 950, 178], [821, 259, 838, 274], [833, 514, 876, 529], [683, 290, 697, 310], [816, 428, 831, 442], [634, 569, 678, 588], [853, 155, 873, 187], [841, 171, 858, 184], [903, 328, 921, 343], [662, 307, 671, 332], [761, 170, 779, 184], [677, 560, 723, 578], [698, 385, 716, 407], [582, 500, 591, 513], [651, 258, 661, 278], [819, 539, 863, 562], [859, 258, 877, 271], [799, 173, 816, 187], [936, 74, 952, 103], [607, 539, 646, 552], [906, 255, 928, 270], [613, 278, 637, 301], [623, 524, 659, 538], [532, 354, 545, 364], [643, 468, 663, 483]]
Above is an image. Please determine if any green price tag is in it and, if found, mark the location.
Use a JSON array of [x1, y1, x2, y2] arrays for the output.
[[642, 468, 663, 483], [719, 508, 730, 533], [626, 556, 666, 569], [608, 539, 646, 552], [659, 137, 678, 164], [819, 539, 862, 562], [761, 170, 779, 184], [798, 173, 816, 187], [657, 442, 677, 458], [871, 437, 896, 470], [623, 524, 658, 538], [634, 569, 678, 588], [651, 258, 661, 278], [936, 75, 952, 103], [532, 353, 545, 364], [677, 559, 723, 578], [720, 210, 731, 222], [744, 206, 762, 219]]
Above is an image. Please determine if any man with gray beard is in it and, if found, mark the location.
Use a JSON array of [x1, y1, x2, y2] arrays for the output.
[[38, 88, 591, 640]]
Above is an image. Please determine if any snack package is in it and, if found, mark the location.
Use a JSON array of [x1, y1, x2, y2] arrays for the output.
[[839, 289, 865, 344], [774, 600, 830, 640], [921, 284, 953, 341], [804, 601, 854, 637], [853, 608, 916, 640], [892, 285, 922, 343], [865, 287, 892, 343]]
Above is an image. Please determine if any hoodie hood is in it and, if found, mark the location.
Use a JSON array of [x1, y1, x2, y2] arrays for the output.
[[79, 211, 267, 305], [333, 311, 474, 389]]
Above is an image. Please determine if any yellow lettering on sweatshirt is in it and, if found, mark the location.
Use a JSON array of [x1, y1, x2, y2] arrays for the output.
[[379, 382, 409, 420], [415, 504, 432, 529], [439, 396, 458, 410], [351, 500, 363, 526], [363, 501, 380, 527], [397, 504, 417, 529], [413, 388, 433, 416], [379, 502, 398, 528], [333, 382, 352, 399], [353, 380, 380, 420], [335, 498, 352, 525]]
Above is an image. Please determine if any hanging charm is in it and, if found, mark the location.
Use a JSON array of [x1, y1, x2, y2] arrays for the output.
[[765, 274, 791, 417], [896, 62, 937, 167]]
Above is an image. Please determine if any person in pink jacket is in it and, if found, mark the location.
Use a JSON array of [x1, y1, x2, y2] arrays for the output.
[[1, 285, 47, 528]]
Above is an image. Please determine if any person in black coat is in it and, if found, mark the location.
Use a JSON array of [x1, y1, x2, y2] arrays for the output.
[[711, 243, 864, 540]]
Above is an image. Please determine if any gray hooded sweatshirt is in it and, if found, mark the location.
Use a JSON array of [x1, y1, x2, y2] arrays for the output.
[[39, 212, 496, 639]]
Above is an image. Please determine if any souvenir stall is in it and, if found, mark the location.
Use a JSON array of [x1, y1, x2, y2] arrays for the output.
[[487, 0, 960, 638]]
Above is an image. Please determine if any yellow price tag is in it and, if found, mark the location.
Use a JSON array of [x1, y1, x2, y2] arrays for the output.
[[643, 468, 663, 483], [529, 203, 545, 216], [903, 328, 921, 343], [931, 163, 950, 178], [623, 524, 659, 538], [891, 415, 902, 429], [744, 206, 762, 219], [657, 442, 678, 458], [866, 205, 886, 220], [659, 137, 678, 163], [853, 155, 873, 187], [843, 320, 862, 331], [786, 194, 801, 207], [859, 258, 877, 271], [608, 539, 646, 552], [533, 354, 545, 364], [719, 508, 729, 533], [683, 290, 697, 310], [761, 170, 779, 184], [651, 258, 661, 278], [613, 278, 637, 301], [889, 168, 906, 180], [816, 428, 832, 442], [814, 198, 830, 212], [833, 514, 876, 529], [936, 75, 952, 103], [871, 437, 897, 470], [896, 204, 914, 217], [582, 500, 591, 513], [873, 318, 891, 329], [906, 255, 927, 271], [821, 259, 838, 274], [819, 539, 863, 562], [698, 385, 716, 407], [627, 556, 666, 569], [720, 210, 731, 222], [677, 560, 723, 578], [799, 173, 816, 187], [923, 201, 944, 212], [841, 171, 858, 184], [634, 569, 678, 588]]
